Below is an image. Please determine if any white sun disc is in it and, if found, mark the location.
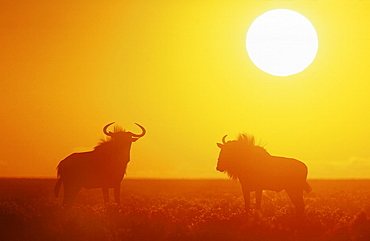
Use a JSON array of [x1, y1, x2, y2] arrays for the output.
[[246, 9, 318, 76]]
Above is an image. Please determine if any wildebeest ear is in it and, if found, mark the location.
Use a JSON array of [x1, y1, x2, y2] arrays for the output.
[[217, 143, 223, 148]]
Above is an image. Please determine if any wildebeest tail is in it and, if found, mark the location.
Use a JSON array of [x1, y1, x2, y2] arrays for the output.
[[55, 163, 62, 198], [304, 181, 312, 193]]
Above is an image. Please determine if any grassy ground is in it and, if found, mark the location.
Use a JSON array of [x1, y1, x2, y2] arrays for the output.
[[0, 178, 369, 241]]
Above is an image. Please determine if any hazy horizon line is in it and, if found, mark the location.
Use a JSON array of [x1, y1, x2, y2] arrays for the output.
[[0, 177, 369, 181]]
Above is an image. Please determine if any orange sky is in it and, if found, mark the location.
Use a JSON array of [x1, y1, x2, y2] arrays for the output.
[[1, 0, 370, 179]]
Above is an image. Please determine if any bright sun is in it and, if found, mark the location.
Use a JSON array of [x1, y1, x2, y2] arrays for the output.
[[246, 9, 318, 77]]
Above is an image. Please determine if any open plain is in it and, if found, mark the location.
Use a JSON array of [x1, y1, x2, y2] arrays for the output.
[[0, 178, 369, 241]]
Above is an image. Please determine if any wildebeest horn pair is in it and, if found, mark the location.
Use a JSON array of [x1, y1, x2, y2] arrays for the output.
[[103, 122, 146, 137], [222, 135, 228, 144], [222, 134, 250, 144]]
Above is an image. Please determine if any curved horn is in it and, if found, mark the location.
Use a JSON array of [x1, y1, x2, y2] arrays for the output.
[[132, 123, 146, 138], [103, 122, 115, 136], [222, 135, 228, 144]]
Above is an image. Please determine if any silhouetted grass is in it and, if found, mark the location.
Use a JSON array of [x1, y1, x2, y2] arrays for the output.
[[0, 179, 369, 241]]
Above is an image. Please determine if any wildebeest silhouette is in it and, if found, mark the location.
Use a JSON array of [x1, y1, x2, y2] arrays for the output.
[[216, 134, 311, 216], [55, 122, 146, 206]]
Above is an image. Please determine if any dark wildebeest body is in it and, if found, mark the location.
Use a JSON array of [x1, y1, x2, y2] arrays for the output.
[[216, 134, 311, 216], [55, 122, 146, 206]]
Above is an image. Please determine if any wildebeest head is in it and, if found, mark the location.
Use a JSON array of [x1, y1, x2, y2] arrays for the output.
[[216, 135, 245, 173], [103, 122, 146, 143]]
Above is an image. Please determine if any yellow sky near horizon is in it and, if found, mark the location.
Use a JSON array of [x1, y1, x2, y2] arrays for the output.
[[0, 0, 370, 179]]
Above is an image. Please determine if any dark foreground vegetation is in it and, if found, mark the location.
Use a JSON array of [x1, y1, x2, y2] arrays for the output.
[[0, 178, 369, 241]]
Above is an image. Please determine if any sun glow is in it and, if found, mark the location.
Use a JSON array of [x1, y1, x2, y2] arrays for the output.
[[246, 9, 318, 76], [1, 0, 370, 179]]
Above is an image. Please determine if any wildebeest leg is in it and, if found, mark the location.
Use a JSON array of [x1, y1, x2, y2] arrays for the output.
[[285, 188, 304, 217], [241, 185, 251, 213], [255, 190, 262, 210], [102, 188, 109, 203], [114, 184, 120, 204]]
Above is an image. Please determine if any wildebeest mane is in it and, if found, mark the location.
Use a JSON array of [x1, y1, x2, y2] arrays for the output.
[[224, 134, 270, 180], [237, 134, 256, 148], [228, 134, 268, 155], [94, 125, 126, 151]]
